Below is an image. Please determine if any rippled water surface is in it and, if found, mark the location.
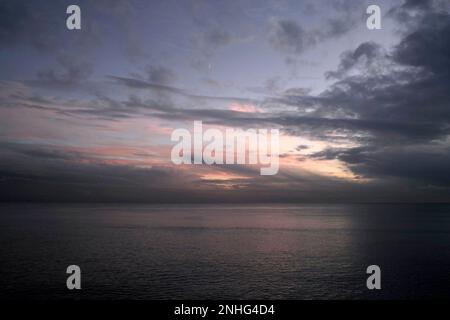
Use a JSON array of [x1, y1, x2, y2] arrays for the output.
[[1, 203, 450, 299]]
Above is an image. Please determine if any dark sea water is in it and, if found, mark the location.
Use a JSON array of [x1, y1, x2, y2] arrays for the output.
[[1, 203, 450, 300]]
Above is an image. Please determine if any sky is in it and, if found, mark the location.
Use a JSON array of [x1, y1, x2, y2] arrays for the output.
[[0, 0, 450, 203]]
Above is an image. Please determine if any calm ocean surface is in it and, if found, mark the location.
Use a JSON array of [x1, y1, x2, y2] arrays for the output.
[[1, 203, 450, 299]]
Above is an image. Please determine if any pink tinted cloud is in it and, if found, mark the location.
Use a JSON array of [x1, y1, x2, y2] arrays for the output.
[[228, 103, 262, 113]]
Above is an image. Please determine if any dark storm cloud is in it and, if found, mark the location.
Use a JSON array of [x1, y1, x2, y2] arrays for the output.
[[293, 1, 450, 187], [310, 145, 450, 187], [318, 7, 450, 132], [393, 12, 450, 76]]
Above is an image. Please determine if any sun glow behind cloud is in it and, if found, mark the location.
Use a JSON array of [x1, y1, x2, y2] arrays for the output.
[[228, 103, 262, 113]]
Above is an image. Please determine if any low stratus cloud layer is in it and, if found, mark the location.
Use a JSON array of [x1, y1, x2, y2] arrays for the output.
[[1, 0, 449, 202]]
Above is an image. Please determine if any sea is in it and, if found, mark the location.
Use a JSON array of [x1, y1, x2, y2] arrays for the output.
[[1, 203, 450, 299]]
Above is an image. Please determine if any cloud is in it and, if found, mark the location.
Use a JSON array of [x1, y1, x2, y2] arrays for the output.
[[204, 29, 232, 48], [0, 1, 60, 51], [268, 19, 316, 54], [325, 42, 385, 79], [393, 10, 450, 76], [0, 141, 336, 202], [293, 2, 450, 188], [145, 65, 176, 85], [109, 76, 259, 105], [37, 53, 93, 86], [4, 140, 445, 203], [310, 145, 450, 187], [1, 0, 450, 202], [267, 1, 364, 56]]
